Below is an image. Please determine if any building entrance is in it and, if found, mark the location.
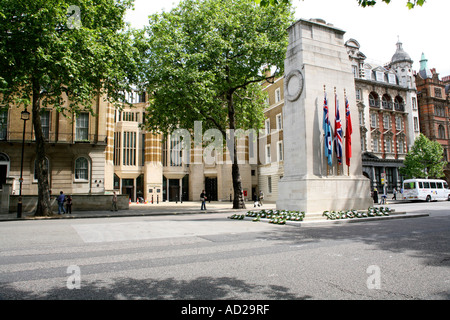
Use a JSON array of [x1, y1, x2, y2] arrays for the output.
[[205, 177, 218, 201], [122, 178, 134, 202]]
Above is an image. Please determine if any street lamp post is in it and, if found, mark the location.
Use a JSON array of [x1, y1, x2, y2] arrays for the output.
[[17, 108, 30, 218]]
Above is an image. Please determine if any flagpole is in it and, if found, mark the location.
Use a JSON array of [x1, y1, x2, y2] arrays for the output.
[[334, 87, 340, 176], [344, 89, 350, 177], [324, 85, 329, 177]]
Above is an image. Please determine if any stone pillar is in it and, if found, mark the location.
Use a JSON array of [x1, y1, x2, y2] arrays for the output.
[[276, 19, 372, 213]]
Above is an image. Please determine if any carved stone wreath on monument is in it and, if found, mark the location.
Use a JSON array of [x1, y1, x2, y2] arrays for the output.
[[284, 69, 304, 102]]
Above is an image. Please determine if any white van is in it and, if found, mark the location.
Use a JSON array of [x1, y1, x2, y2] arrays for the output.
[[402, 179, 450, 202]]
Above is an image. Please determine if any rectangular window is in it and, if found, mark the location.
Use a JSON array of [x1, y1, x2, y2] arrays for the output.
[[358, 111, 364, 126], [75, 158, 89, 181], [123, 131, 136, 166], [412, 97, 417, 111], [376, 71, 385, 82], [266, 145, 271, 164], [140, 133, 145, 166], [434, 87, 442, 98], [355, 89, 361, 100], [352, 65, 358, 78], [41, 110, 50, 140], [373, 138, 379, 153], [385, 139, 391, 153], [276, 114, 282, 130], [170, 136, 182, 167], [398, 140, 405, 154], [395, 117, 403, 131], [383, 114, 391, 129], [430, 182, 436, 189], [371, 113, 378, 128], [414, 117, 419, 132], [114, 132, 121, 166], [277, 141, 283, 162], [0, 110, 7, 140], [265, 119, 270, 136], [388, 74, 397, 84], [76, 113, 89, 141], [275, 88, 281, 103]]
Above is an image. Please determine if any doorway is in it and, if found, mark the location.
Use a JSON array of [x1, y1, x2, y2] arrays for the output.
[[122, 178, 134, 202], [0, 153, 9, 189], [168, 179, 180, 202], [205, 177, 218, 201]]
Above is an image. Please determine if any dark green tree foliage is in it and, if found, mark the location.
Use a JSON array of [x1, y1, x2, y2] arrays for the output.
[[255, 0, 426, 9], [143, 0, 294, 208], [400, 134, 447, 179], [0, 0, 144, 215]]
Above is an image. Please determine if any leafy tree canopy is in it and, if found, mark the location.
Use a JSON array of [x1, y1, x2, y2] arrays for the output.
[[400, 134, 447, 179], [143, 0, 294, 208], [0, 0, 145, 216], [143, 0, 294, 136], [255, 0, 426, 9]]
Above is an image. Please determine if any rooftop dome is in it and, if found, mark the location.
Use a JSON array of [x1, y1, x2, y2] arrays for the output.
[[391, 40, 412, 64]]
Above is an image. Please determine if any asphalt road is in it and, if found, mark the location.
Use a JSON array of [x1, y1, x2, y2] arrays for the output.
[[0, 201, 449, 304]]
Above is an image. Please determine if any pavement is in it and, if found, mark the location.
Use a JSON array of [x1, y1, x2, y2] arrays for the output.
[[0, 198, 429, 224]]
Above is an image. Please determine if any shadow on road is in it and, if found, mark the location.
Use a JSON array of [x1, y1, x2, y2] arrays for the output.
[[0, 276, 311, 300]]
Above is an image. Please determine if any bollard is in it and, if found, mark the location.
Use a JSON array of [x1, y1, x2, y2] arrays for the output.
[[17, 196, 22, 218]]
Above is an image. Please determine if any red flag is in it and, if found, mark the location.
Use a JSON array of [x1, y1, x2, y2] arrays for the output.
[[345, 96, 352, 167]]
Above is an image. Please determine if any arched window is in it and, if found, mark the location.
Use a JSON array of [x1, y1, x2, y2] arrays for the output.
[[369, 92, 379, 108], [382, 94, 392, 110], [75, 157, 89, 181], [394, 96, 404, 111]]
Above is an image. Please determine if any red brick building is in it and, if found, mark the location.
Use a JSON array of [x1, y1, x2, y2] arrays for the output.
[[414, 53, 450, 182]]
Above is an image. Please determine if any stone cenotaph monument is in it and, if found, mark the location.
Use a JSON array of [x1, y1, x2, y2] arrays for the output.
[[276, 18, 372, 213]]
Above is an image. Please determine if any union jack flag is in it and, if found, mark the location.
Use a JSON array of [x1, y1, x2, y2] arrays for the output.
[[345, 96, 353, 167], [323, 92, 333, 166], [334, 94, 343, 165]]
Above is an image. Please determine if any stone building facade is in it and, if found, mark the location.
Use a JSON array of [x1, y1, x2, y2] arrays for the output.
[[347, 39, 419, 193], [103, 90, 258, 203], [0, 95, 109, 206]]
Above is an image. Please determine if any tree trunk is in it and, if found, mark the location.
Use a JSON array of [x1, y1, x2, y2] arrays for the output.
[[32, 79, 53, 216], [227, 91, 245, 209]]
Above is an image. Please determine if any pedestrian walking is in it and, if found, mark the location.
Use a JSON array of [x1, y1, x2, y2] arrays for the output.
[[200, 190, 207, 210], [258, 191, 264, 207], [392, 187, 397, 200], [65, 195, 72, 214], [111, 191, 118, 211], [57, 191, 66, 214]]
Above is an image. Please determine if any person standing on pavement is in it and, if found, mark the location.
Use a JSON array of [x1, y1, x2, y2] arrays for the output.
[[57, 191, 66, 214], [392, 187, 397, 200], [372, 188, 378, 204], [111, 191, 118, 211], [65, 195, 72, 214], [200, 190, 207, 210]]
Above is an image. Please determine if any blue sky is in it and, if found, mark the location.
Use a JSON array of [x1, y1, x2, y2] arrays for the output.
[[125, 0, 450, 77]]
